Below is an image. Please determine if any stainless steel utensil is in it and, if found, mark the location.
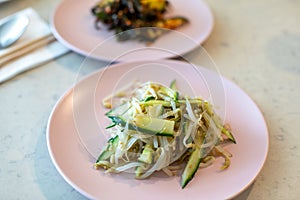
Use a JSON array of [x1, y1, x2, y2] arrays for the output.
[[0, 14, 29, 49]]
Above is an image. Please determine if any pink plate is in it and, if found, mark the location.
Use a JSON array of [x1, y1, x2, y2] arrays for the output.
[[47, 60, 269, 199], [50, 0, 214, 62]]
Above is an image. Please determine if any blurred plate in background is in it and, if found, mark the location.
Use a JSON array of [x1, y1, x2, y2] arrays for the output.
[[50, 0, 214, 62]]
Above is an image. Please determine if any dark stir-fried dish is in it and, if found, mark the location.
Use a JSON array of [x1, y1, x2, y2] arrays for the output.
[[94, 81, 236, 188], [91, 0, 188, 42]]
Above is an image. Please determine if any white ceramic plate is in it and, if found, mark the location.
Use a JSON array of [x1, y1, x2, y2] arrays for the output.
[[50, 0, 214, 62], [47, 60, 269, 199]]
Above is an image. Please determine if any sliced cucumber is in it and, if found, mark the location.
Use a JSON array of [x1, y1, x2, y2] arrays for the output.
[[109, 115, 174, 137], [135, 115, 175, 136], [138, 144, 154, 164], [219, 125, 236, 144], [181, 147, 204, 188], [181, 132, 205, 188], [203, 101, 236, 143], [140, 100, 173, 107], [96, 135, 119, 163], [105, 102, 131, 117]]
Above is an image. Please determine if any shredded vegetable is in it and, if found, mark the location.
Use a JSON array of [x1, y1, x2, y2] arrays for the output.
[[95, 81, 236, 188], [91, 0, 188, 43]]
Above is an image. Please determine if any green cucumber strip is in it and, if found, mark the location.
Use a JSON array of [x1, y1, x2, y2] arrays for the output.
[[109, 116, 174, 137], [211, 116, 236, 144], [181, 147, 204, 188], [105, 102, 131, 117], [203, 102, 236, 143], [181, 132, 205, 188], [219, 125, 236, 144], [140, 100, 173, 107], [96, 135, 119, 163], [105, 123, 117, 129], [138, 144, 154, 164], [135, 115, 175, 136]]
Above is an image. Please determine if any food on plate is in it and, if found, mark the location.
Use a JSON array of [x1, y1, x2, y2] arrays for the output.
[[94, 81, 236, 188], [91, 0, 188, 43]]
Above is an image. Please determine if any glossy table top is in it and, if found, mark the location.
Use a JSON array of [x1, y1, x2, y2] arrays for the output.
[[0, 0, 299, 199]]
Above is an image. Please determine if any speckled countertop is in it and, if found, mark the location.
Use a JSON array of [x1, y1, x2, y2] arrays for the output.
[[0, 0, 299, 199]]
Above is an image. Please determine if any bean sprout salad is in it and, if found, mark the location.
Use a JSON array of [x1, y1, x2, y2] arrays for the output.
[[94, 81, 236, 188]]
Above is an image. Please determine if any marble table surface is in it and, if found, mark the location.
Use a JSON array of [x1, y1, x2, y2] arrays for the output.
[[0, 0, 299, 199]]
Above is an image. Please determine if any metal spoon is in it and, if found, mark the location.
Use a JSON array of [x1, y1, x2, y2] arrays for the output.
[[0, 14, 29, 49]]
